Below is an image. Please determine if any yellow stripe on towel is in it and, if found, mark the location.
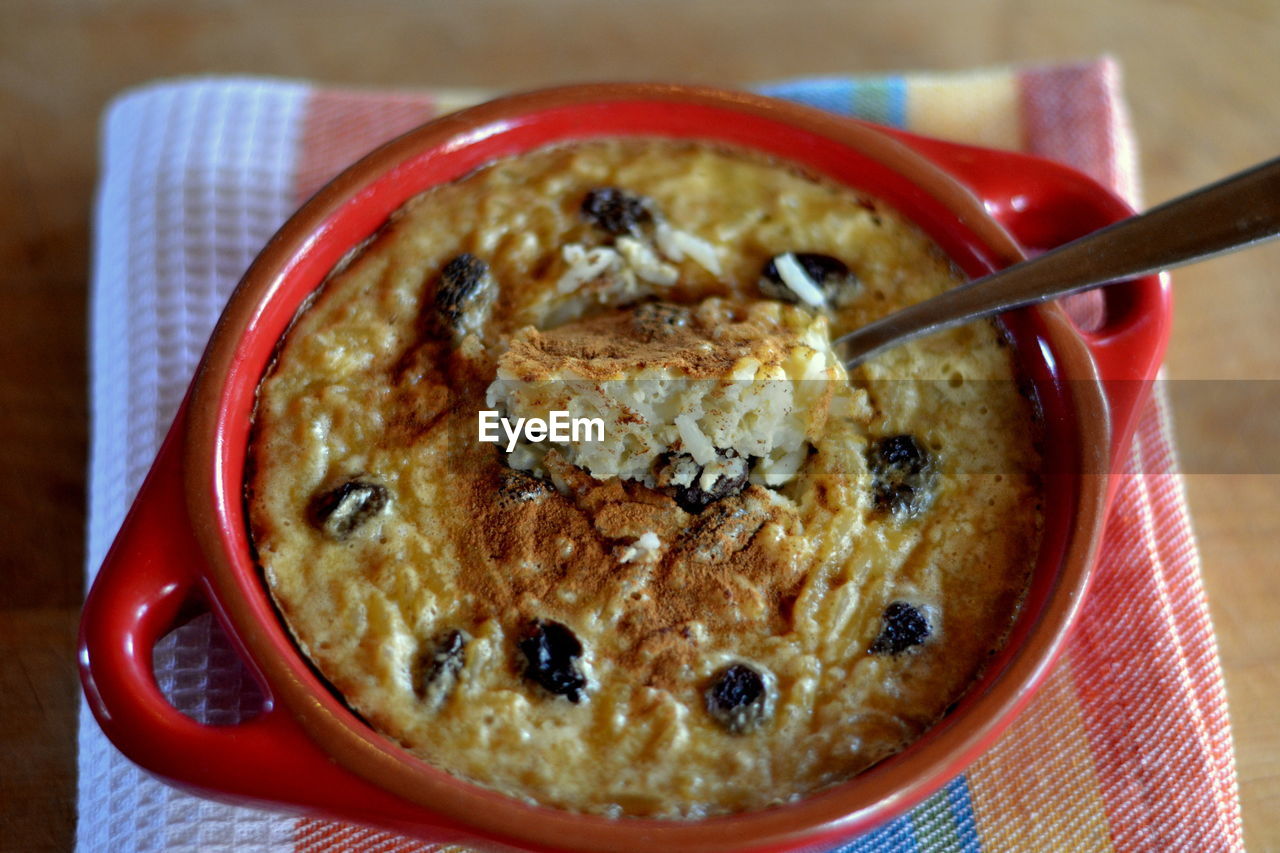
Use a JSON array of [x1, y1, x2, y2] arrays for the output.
[[904, 68, 1022, 151]]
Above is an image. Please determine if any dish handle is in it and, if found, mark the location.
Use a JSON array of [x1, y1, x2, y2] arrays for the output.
[[897, 131, 1173, 471], [77, 405, 423, 819]]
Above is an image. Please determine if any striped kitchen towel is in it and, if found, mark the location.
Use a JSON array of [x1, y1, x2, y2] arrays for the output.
[[79, 59, 1242, 852]]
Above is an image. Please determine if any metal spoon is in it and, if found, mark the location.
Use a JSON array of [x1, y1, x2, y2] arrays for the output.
[[834, 156, 1280, 368]]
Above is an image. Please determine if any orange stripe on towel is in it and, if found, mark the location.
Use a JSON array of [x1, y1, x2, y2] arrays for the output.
[[294, 816, 476, 853], [293, 89, 440, 204], [1068, 407, 1243, 852], [966, 658, 1115, 852]]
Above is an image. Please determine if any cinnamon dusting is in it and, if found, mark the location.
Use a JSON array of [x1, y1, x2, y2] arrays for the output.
[[454, 446, 806, 690], [499, 302, 797, 382]]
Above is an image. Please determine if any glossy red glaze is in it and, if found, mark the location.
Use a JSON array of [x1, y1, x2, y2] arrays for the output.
[[79, 84, 1170, 852], [895, 128, 1170, 477]]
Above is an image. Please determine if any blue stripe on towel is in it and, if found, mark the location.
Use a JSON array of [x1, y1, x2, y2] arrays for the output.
[[756, 77, 858, 116], [755, 75, 908, 128], [830, 811, 920, 853], [946, 776, 983, 853]]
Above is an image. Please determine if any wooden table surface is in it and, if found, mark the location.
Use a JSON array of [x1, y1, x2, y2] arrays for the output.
[[2, 1, 1277, 850]]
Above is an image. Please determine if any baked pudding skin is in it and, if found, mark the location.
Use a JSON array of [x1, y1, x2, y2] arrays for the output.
[[246, 139, 1043, 819]]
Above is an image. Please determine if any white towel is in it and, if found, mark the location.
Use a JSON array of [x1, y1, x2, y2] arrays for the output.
[[80, 78, 310, 853]]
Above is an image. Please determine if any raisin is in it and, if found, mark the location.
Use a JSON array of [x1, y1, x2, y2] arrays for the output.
[[660, 448, 749, 513], [705, 663, 771, 733], [308, 480, 388, 539], [413, 629, 468, 706], [653, 452, 699, 489], [497, 467, 552, 505], [867, 434, 937, 518], [681, 499, 768, 564], [435, 254, 487, 317], [759, 252, 860, 305], [868, 601, 931, 655], [434, 253, 495, 338], [580, 187, 654, 236], [631, 301, 690, 338], [518, 620, 588, 703]]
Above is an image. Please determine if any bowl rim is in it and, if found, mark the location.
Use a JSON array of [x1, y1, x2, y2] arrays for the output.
[[183, 82, 1111, 852]]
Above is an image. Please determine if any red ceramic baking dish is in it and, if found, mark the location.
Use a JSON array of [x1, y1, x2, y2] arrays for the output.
[[79, 83, 1170, 852]]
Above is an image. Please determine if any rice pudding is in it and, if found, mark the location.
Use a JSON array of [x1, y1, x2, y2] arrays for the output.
[[247, 139, 1042, 818]]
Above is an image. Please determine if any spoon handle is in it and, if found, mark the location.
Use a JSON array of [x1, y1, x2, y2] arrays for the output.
[[835, 156, 1280, 367]]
